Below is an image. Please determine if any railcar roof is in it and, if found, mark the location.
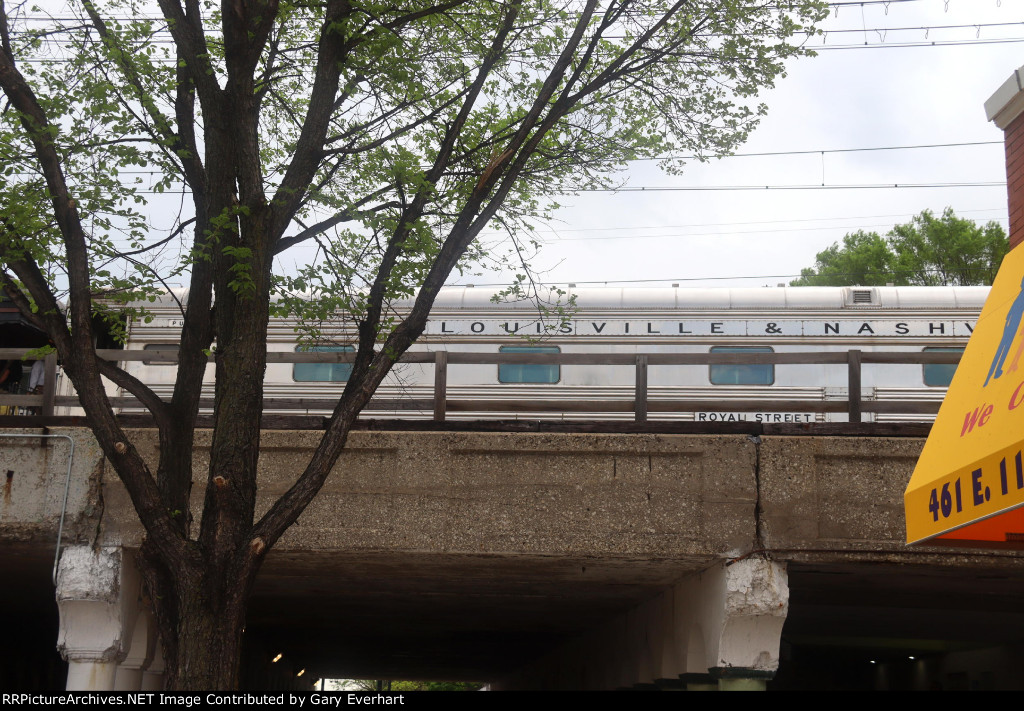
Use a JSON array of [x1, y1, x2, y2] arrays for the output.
[[144, 285, 991, 310], [429, 285, 991, 310]]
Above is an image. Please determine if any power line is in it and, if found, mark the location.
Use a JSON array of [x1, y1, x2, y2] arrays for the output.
[[13, 1, 932, 21], [20, 34, 1024, 52], [819, 22, 1024, 34], [451, 267, 1001, 288], [640, 140, 1003, 162], [1, 140, 998, 176], [828, 0, 923, 5], [3, 139, 1007, 193], [14, 12, 1024, 54], [20, 180, 1004, 197], [2, 179, 1004, 197], [581, 181, 1006, 192], [813, 37, 1024, 49], [19, 16, 1024, 36], [534, 218, 1009, 242], [480, 208, 1008, 236]]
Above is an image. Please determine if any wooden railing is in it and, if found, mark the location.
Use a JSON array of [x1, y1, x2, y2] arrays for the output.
[[0, 351, 58, 416], [0, 347, 963, 423]]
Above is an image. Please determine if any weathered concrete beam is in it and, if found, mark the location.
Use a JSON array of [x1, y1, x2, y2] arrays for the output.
[[100, 430, 760, 560], [758, 436, 1024, 566], [0, 428, 104, 546]]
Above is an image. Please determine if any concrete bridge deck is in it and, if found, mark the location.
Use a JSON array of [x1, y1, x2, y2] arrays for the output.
[[3, 425, 1024, 689]]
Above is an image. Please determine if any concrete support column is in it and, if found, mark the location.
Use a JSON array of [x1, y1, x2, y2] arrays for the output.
[[56, 547, 142, 691], [114, 609, 158, 690], [665, 557, 788, 691], [492, 557, 789, 690], [681, 673, 717, 691], [65, 659, 118, 691], [709, 558, 789, 677], [113, 666, 142, 692], [141, 646, 165, 691]]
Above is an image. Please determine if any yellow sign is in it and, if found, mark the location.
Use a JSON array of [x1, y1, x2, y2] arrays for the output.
[[906, 246, 1024, 546]]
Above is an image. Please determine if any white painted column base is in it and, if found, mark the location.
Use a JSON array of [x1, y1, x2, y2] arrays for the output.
[[141, 672, 165, 691], [718, 677, 767, 691], [115, 608, 159, 691], [67, 660, 118, 691], [114, 666, 144, 690], [141, 645, 166, 691]]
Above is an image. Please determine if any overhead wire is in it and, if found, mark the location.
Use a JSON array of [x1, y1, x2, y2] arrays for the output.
[[449, 266, 1006, 288], [828, 0, 923, 5], [0, 140, 1002, 176], [527, 218, 1010, 243], [10, 6, 1024, 56], [813, 21, 1024, 33], [15, 34, 1024, 55], [813, 38, 1024, 49], [4, 138, 1005, 196], [29, 180, 1005, 196], [5, 1, 1015, 262], [582, 181, 1006, 192], [639, 140, 1003, 162], [479, 208, 1008, 236]]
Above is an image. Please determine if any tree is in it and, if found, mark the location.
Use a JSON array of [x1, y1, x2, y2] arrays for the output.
[[0, 0, 827, 689], [791, 208, 1009, 287]]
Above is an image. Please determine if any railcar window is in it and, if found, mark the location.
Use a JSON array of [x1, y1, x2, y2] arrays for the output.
[[293, 345, 354, 382], [142, 344, 179, 366], [709, 346, 774, 386], [923, 347, 964, 387], [498, 346, 560, 384]]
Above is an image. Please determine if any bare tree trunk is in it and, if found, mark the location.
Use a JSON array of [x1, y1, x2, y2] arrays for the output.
[[167, 574, 246, 688], [171, 582, 248, 690], [140, 539, 255, 690]]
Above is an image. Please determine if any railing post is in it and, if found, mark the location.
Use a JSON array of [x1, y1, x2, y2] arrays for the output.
[[433, 351, 447, 422], [847, 349, 862, 424], [42, 352, 57, 417], [635, 355, 648, 423]]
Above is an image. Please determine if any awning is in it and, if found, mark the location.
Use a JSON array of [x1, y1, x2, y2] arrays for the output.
[[905, 246, 1024, 547], [0, 298, 50, 348]]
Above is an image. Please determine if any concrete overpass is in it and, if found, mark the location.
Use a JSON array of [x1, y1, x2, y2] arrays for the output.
[[3, 424, 1024, 690]]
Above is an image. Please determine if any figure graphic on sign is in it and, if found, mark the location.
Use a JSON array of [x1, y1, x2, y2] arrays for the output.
[[1007, 327, 1024, 376], [985, 275, 1024, 386]]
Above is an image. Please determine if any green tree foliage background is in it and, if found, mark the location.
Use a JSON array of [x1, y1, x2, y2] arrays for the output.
[[791, 209, 1009, 287]]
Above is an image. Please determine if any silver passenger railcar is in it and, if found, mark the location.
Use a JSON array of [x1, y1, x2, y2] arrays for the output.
[[116, 285, 987, 423]]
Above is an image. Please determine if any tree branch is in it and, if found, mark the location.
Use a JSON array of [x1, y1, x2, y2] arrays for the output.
[[81, 0, 197, 177], [96, 359, 173, 430], [270, 0, 476, 241], [155, 0, 222, 111], [272, 186, 394, 255], [250, 0, 523, 548], [0, 36, 192, 566], [269, 0, 351, 237], [0, 0, 11, 60]]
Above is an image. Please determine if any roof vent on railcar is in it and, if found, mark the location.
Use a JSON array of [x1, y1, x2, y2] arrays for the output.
[[848, 288, 875, 306]]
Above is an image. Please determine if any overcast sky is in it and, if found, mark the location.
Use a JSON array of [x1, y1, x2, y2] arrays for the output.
[[459, 0, 1023, 290]]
